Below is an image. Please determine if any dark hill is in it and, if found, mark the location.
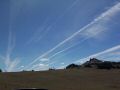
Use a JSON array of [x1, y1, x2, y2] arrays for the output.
[[66, 64, 80, 69], [66, 58, 120, 69]]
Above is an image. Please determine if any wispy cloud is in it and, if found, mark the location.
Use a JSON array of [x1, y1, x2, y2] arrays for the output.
[[28, 63, 49, 71], [6, 58, 20, 72], [9, 0, 24, 27], [26, 0, 79, 45], [0, 55, 5, 60], [49, 38, 89, 59], [4, 0, 20, 72], [99, 50, 120, 62], [57, 64, 68, 69], [49, 24, 106, 59], [48, 2, 120, 61], [108, 51, 120, 56], [24, 2, 120, 70], [3, 31, 20, 72], [5, 30, 15, 70], [24, 59, 58, 71], [81, 24, 107, 39], [75, 44, 120, 64], [40, 58, 50, 62], [25, 20, 49, 45]]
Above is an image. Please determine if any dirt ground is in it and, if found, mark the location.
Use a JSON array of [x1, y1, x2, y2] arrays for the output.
[[0, 68, 120, 90]]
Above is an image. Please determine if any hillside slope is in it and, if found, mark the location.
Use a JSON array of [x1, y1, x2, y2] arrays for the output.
[[0, 69, 120, 90]]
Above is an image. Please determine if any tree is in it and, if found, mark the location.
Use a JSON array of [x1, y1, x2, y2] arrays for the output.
[[49, 67, 56, 71], [32, 70, 35, 72], [0, 69, 2, 72]]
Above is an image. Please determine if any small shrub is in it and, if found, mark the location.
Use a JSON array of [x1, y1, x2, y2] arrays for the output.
[[32, 70, 35, 72], [0, 69, 2, 72], [97, 62, 113, 70], [49, 68, 56, 71], [84, 64, 92, 68]]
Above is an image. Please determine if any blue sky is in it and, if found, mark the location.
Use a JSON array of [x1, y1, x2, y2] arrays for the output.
[[0, 0, 120, 72]]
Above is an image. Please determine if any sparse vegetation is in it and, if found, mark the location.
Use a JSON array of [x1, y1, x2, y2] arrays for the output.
[[0, 69, 120, 90], [97, 61, 113, 69], [32, 70, 35, 72], [49, 68, 56, 71], [0, 69, 2, 72], [66, 58, 120, 70], [0, 58, 120, 90]]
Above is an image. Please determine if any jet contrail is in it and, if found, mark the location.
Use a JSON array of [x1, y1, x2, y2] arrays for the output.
[[49, 38, 89, 59], [49, 28, 106, 59], [74, 44, 120, 64], [24, 2, 120, 70], [26, 0, 79, 45], [3, 0, 23, 72], [0, 55, 5, 61], [58, 44, 120, 69], [4, 30, 20, 72], [5, 30, 15, 69]]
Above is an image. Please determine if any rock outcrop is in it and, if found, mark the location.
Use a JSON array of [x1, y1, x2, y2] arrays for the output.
[[66, 58, 120, 69], [66, 64, 80, 69]]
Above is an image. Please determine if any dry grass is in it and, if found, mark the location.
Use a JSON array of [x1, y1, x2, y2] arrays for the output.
[[0, 68, 120, 90]]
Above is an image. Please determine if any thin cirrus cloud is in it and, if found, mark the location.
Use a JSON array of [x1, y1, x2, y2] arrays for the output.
[[48, 1, 120, 61], [26, 0, 79, 45], [28, 63, 49, 71], [2, 0, 23, 72], [3, 31, 20, 72], [30, 59, 58, 71], [40, 58, 50, 62], [74, 44, 120, 64], [23, 2, 120, 70], [109, 51, 120, 55], [25, 19, 50, 45], [25, 59, 58, 71], [48, 24, 106, 60], [48, 38, 89, 59], [58, 45, 120, 69]]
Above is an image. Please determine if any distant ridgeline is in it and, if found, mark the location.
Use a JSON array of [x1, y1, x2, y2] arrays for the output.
[[66, 58, 120, 69]]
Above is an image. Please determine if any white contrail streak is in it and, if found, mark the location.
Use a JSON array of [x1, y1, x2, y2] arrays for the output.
[[4, 30, 20, 72], [74, 44, 120, 64], [26, 0, 79, 45], [49, 38, 88, 59], [5, 30, 15, 69], [57, 45, 120, 69], [25, 2, 120, 70], [2, 0, 22, 72], [49, 27, 106, 59], [0, 55, 5, 60]]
